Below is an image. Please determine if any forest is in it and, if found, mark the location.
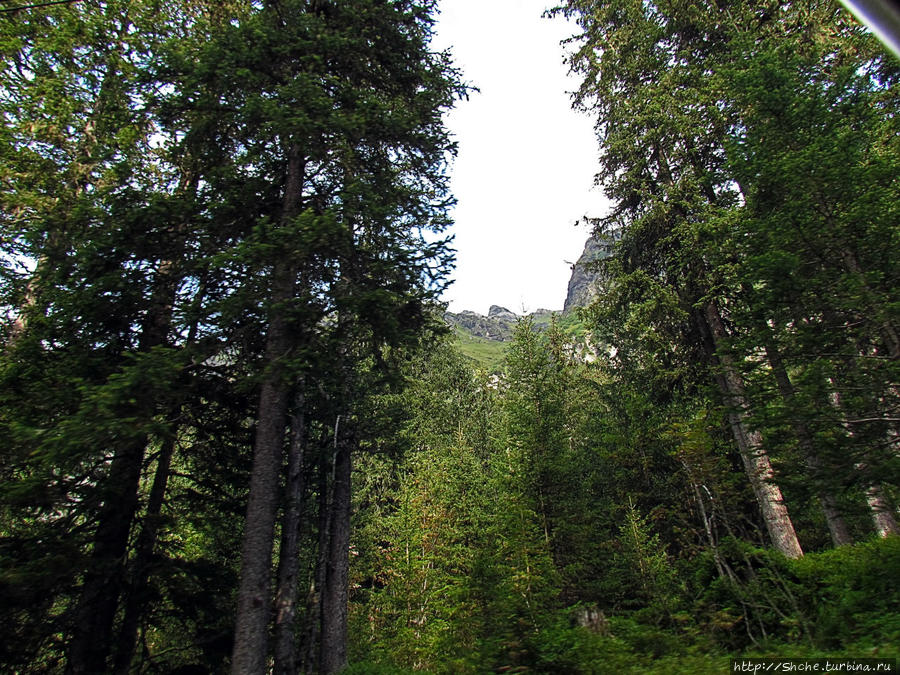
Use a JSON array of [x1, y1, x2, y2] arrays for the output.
[[0, 0, 898, 673]]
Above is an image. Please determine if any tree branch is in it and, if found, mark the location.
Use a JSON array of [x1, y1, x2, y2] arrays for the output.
[[0, 0, 80, 13]]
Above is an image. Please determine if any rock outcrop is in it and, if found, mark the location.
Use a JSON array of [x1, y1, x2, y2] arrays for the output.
[[563, 235, 611, 312], [444, 309, 516, 341], [446, 234, 611, 344], [444, 302, 561, 342], [487, 305, 517, 322]]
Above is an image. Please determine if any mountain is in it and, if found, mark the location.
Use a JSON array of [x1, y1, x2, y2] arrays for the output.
[[444, 305, 553, 368], [445, 233, 608, 339], [445, 234, 608, 367], [444, 305, 553, 342], [563, 234, 611, 312]]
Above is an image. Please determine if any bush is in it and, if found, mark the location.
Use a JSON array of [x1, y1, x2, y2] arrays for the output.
[[791, 535, 900, 649], [343, 661, 414, 675], [696, 536, 900, 651]]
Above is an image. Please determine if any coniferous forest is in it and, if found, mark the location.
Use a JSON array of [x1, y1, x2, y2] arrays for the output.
[[1, 1, 899, 673]]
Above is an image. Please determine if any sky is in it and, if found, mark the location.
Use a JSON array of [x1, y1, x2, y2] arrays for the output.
[[432, 0, 610, 315]]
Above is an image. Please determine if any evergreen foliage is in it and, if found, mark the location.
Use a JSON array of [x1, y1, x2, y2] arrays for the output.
[[0, 0, 898, 672]]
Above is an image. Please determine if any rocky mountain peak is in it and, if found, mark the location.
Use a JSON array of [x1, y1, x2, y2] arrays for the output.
[[488, 305, 517, 320], [445, 235, 611, 343], [563, 235, 611, 312], [445, 307, 517, 341]]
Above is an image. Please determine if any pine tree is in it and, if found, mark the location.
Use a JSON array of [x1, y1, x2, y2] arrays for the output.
[[720, 17, 900, 538], [557, 0, 804, 557], [186, 2, 463, 672], [0, 2, 232, 670]]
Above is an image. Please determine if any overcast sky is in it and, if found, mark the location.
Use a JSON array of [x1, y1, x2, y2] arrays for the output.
[[432, 0, 609, 315]]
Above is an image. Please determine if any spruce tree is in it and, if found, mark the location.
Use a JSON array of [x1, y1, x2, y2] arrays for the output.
[[557, 0, 804, 557]]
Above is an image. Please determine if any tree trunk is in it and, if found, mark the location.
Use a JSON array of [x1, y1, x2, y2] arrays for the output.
[[273, 393, 308, 675], [700, 302, 803, 558], [298, 446, 333, 673], [66, 222, 189, 675], [113, 430, 177, 674], [865, 483, 900, 537], [320, 424, 351, 674], [681, 458, 728, 580], [65, 441, 146, 675], [762, 339, 853, 547], [229, 290, 294, 674], [828, 386, 900, 539], [230, 144, 305, 675]]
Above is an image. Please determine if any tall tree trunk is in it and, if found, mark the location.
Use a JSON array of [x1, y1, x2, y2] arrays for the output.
[[229, 270, 295, 674], [230, 144, 305, 675], [65, 226, 189, 675], [113, 430, 177, 674], [700, 302, 804, 558], [298, 445, 333, 674], [273, 393, 308, 675], [828, 385, 900, 538], [65, 440, 147, 675], [113, 184, 204, 673], [864, 483, 900, 537], [320, 424, 351, 674], [762, 339, 853, 547]]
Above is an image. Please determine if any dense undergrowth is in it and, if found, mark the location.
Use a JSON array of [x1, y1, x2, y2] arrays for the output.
[[347, 537, 900, 673]]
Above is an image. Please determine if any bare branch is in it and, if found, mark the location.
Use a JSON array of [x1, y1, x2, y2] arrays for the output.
[[0, 0, 80, 13]]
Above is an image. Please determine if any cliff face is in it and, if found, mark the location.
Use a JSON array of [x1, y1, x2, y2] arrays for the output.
[[446, 234, 609, 344], [445, 235, 608, 367], [563, 235, 610, 312]]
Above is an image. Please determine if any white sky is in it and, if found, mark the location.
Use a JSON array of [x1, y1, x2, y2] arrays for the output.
[[433, 0, 609, 315]]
